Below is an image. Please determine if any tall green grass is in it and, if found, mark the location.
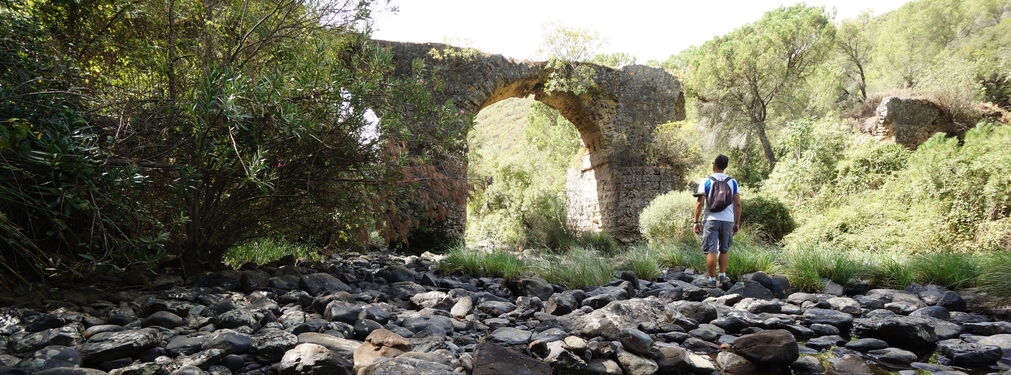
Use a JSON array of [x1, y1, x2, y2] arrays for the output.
[[530, 248, 615, 289], [623, 245, 663, 281], [438, 246, 525, 278], [224, 237, 321, 266], [909, 252, 982, 289], [979, 252, 1011, 298]]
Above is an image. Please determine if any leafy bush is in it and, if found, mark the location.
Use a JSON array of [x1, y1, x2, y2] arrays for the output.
[[786, 123, 1011, 255], [0, 12, 164, 283], [639, 190, 699, 245], [740, 196, 795, 242]]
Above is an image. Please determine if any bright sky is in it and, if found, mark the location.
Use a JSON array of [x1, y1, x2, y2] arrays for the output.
[[372, 0, 910, 63]]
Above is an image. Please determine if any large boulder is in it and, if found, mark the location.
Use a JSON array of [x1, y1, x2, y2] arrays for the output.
[[505, 277, 554, 301], [861, 96, 957, 148], [731, 329, 798, 365], [354, 329, 411, 374], [360, 355, 456, 375], [569, 297, 670, 339], [472, 342, 550, 375], [853, 316, 938, 349], [79, 328, 161, 364], [279, 343, 353, 375]]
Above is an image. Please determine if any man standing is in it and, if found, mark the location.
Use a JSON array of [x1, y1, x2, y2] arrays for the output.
[[693, 154, 741, 287]]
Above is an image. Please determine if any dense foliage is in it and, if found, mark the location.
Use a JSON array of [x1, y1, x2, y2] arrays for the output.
[[1, 0, 467, 282]]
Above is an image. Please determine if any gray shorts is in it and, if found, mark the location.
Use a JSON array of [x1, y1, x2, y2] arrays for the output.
[[701, 220, 733, 254]]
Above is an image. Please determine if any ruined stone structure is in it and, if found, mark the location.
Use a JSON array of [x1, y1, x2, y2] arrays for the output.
[[378, 41, 685, 242], [861, 96, 960, 148]]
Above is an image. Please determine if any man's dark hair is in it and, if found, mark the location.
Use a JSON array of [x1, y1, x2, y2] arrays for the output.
[[714, 154, 729, 170]]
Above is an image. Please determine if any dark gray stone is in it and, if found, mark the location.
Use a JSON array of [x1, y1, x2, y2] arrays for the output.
[[731, 329, 798, 365]]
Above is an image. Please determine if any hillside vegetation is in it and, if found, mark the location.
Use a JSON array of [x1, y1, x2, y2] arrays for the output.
[[458, 0, 1011, 297]]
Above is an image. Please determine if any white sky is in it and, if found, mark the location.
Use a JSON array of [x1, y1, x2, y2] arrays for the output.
[[372, 0, 910, 63]]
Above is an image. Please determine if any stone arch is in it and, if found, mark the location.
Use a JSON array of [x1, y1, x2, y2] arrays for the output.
[[377, 40, 686, 243]]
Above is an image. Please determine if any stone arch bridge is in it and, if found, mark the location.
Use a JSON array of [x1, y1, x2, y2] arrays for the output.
[[378, 41, 686, 243]]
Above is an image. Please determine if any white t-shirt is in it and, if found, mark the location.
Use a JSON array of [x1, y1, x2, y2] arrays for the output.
[[696, 173, 739, 223]]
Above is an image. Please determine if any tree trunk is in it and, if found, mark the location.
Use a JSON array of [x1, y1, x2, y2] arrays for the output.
[[754, 121, 777, 170], [857, 63, 867, 101]]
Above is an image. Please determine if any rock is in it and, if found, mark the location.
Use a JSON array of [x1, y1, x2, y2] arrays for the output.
[[360, 355, 456, 375], [790, 356, 824, 374], [505, 277, 554, 301], [410, 291, 451, 310], [476, 301, 516, 316], [932, 319, 963, 339], [910, 306, 950, 320], [733, 298, 781, 314], [13, 326, 82, 353], [853, 316, 938, 348], [801, 308, 853, 329], [167, 335, 206, 356], [822, 281, 844, 296], [584, 358, 622, 375], [936, 291, 966, 311], [297, 332, 361, 358], [354, 329, 411, 373], [731, 329, 798, 365], [531, 328, 567, 343], [80, 328, 161, 363], [826, 297, 861, 315], [300, 273, 352, 295], [806, 335, 846, 350], [472, 342, 550, 375], [141, 311, 184, 329], [251, 329, 297, 362], [570, 297, 669, 339], [861, 96, 957, 148], [17, 346, 81, 370], [323, 301, 362, 324], [716, 351, 756, 373], [444, 296, 471, 320], [963, 321, 1011, 335], [711, 317, 749, 333], [34, 368, 109, 375], [827, 354, 872, 375], [809, 323, 839, 336], [487, 327, 532, 346], [401, 315, 453, 334], [868, 347, 918, 365], [616, 351, 658, 375], [726, 280, 775, 300], [212, 309, 256, 329], [202, 330, 253, 355], [977, 334, 1011, 357], [545, 291, 582, 316], [937, 339, 1002, 368], [581, 294, 616, 309], [618, 328, 653, 356], [844, 338, 889, 351], [375, 265, 417, 283], [668, 301, 717, 325]]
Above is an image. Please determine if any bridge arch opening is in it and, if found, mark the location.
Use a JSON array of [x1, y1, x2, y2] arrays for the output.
[[465, 94, 612, 248]]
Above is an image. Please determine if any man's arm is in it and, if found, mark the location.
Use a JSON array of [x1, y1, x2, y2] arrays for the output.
[[693, 196, 705, 234], [732, 194, 742, 234]]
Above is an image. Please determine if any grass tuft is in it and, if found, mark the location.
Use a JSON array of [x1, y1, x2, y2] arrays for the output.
[[622, 245, 662, 281], [529, 248, 614, 289], [909, 252, 982, 290], [224, 237, 320, 266], [438, 246, 525, 278]]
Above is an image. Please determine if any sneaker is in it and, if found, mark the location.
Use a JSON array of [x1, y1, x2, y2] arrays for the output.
[[718, 274, 732, 286]]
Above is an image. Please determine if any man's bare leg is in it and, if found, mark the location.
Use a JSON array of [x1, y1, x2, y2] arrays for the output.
[[706, 253, 719, 277], [719, 252, 729, 274]]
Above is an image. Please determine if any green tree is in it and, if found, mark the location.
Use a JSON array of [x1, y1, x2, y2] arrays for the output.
[[538, 23, 604, 94], [836, 11, 873, 101], [590, 52, 636, 68], [687, 5, 835, 169]]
